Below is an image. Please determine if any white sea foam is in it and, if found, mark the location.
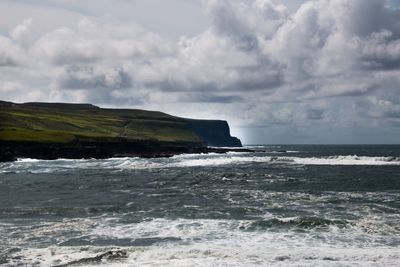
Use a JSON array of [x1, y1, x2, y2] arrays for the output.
[[6, 217, 400, 267], [288, 155, 400, 165], [16, 158, 42, 163], [1, 154, 399, 173], [11, 246, 400, 267], [270, 150, 301, 153], [156, 154, 399, 167]]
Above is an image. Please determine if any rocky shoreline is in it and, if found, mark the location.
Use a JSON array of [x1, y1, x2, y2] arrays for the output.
[[0, 141, 253, 162]]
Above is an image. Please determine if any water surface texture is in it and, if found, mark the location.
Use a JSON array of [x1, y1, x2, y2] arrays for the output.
[[1, 145, 400, 266]]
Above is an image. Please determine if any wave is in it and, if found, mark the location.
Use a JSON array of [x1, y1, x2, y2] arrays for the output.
[[107, 154, 394, 167], [1, 154, 399, 173], [240, 217, 349, 231], [53, 249, 127, 267], [6, 246, 400, 267], [4, 216, 400, 267], [289, 155, 400, 165]]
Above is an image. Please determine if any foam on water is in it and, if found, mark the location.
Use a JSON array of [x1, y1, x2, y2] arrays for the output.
[[1, 153, 400, 173], [4, 216, 400, 266], [13, 245, 398, 267], [290, 155, 400, 165], [1, 146, 399, 266]]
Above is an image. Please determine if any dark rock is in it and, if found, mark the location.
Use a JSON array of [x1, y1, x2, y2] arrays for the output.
[[54, 250, 128, 267], [0, 146, 16, 162], [184, 119, 242, 147], [0, 141, 254, 162]]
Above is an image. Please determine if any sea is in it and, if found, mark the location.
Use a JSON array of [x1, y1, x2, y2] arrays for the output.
[[0, 145, 399, 266]]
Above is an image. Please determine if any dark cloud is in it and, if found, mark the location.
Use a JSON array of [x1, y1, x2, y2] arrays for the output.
[[179, 93, 243, 103], [60, 65, 132, 90], [306, 108, 324, 120], [0, 37, 22, 66], [207, 0, 259, 52], [384, 110, 400, 119]]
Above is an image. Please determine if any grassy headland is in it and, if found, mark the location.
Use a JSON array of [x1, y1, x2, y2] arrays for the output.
[[0, 101, 202, 144], [0, 101, 243, 161]]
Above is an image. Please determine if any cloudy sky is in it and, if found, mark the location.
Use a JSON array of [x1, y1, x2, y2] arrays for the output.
[[1, 0, 400, 144]]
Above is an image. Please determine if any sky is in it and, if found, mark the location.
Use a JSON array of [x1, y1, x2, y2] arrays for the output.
[[1, 0, 400, 144]]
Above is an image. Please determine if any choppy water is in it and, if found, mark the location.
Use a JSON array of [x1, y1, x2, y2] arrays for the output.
[[0, 145, 400, 266]]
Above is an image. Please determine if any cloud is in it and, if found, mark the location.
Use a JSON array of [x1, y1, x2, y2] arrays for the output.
[[10, 18, 33, 44], [177, 93, 243, 103], [1, 0, 400, 143], [32, 18, 176, 65], [0, 36, 22, 66], [60, 65, 132, 90]]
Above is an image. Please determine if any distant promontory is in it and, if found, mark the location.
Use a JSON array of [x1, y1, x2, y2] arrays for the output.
[[0, 101, 243, 161]]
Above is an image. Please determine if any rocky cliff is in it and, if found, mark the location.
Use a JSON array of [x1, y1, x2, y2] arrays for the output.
[[184, 119, 242, 147], [0, 101, 242, 161]]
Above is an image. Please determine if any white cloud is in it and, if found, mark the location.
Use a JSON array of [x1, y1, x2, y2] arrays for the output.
[[1, 0, 400, 143], [0, 36, 22, 66], [10, 18, 33, 44]]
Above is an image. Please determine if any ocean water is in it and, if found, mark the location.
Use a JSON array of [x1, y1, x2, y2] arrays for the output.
[[0, 145, 400, 266]]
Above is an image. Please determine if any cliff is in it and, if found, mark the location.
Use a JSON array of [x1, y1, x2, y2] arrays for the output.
[[184, 119, 242, 147], [0, 101, 242, 161]]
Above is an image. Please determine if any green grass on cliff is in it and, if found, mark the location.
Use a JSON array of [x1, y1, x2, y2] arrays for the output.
[[0, 102, 201, 143]]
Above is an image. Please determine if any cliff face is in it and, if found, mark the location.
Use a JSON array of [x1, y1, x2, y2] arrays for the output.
[[184, 119, 242, 147]]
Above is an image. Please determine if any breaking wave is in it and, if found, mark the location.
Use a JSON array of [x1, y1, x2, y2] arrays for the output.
[[3, 216, 400, 267], [240, 217, 350, 230], [1, 154, 400, 173]]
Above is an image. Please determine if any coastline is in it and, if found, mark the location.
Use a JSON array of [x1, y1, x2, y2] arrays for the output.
[[1, 101, 245, 162], [0, 140, 254, 162]]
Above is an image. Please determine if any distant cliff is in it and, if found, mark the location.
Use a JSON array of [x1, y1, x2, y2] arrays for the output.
[[184, 119, 242, 147], [0, 101, 242, 161]]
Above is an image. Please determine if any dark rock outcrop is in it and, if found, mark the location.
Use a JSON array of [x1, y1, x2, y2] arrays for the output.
[[54, 250, 128, 267], [0, 140, 252, 162], [0, 140, 203, 161]]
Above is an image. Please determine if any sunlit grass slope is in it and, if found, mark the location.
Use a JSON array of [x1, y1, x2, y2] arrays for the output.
[[0, 101, 202, 143]]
